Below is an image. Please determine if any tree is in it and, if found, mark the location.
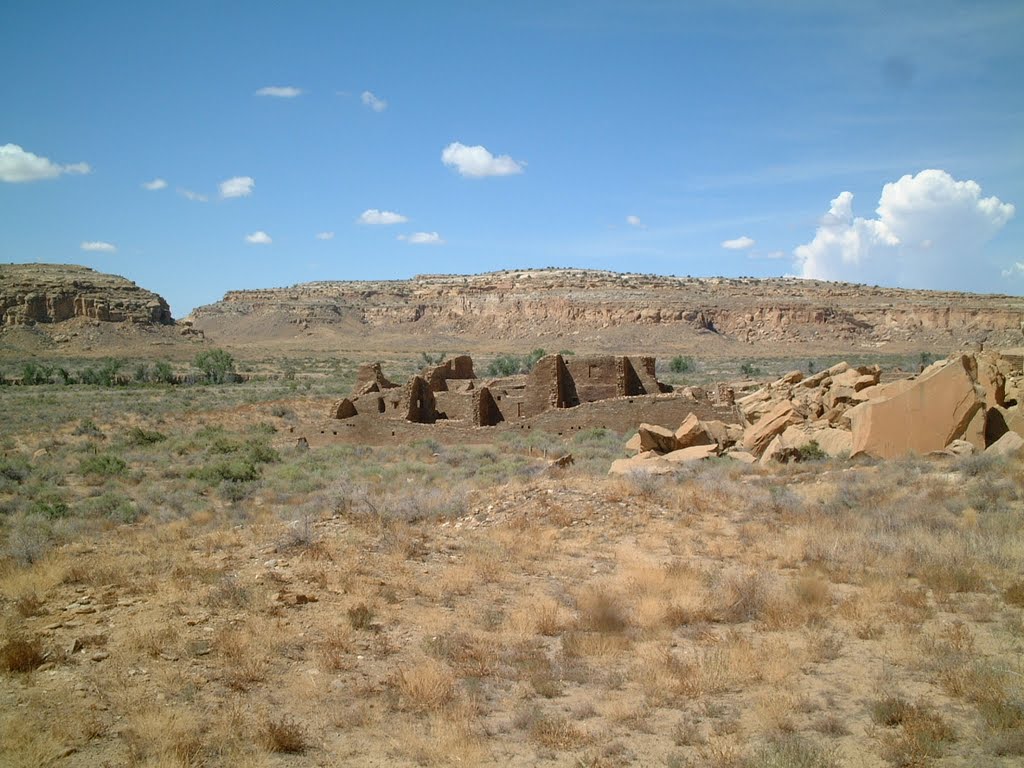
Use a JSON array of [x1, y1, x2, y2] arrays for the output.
[[194, 349, 236, 384]]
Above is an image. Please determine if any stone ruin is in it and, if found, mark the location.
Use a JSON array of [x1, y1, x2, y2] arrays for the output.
[[331, 353, 677, 428], [611, 349, 1024, 474]]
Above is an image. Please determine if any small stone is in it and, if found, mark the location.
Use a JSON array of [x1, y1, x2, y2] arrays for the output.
[[90, 651, 110, 662]]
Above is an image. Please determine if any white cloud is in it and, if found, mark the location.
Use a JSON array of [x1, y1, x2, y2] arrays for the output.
[[359, 208, 408, 225], [245, 231, 272, 245], [722, 235, 755, 250], [398, 231, 444, 245], [441, 142, 524, 178], [793, 170, 1015, 290], [361, 90, 387, 112], [178, 188, 208, 202], [142, 178, 167, 191], [255, 86, 303, 98], [315, 231, 335, 240], [219, 176, 254, 198], [80, 241, 116, 253], [1002, 262, 1024, 278], [0, 143, 91, 182], [626, 215, 644, 228]]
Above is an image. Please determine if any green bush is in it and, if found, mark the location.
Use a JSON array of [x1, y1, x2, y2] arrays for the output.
[[740, 362, 763, 377], [20, 362, 54, 385], [487, 348, 547, 377], [78, 453, 127, 478], [194, 349, 236, 384], [127, 426, 167, 446], [189, 459, 260, 485], [82, 492, 139, 523], [27, 495, 70, 520], [670, 355, 694, 374], [0, 456, 31, 486], [796, 441, 828, 462]]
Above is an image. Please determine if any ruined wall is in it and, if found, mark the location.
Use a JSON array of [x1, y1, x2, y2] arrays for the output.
[[565, 356, 620, 403], [352, 362, 397, 396], [403, 376, 441, 423], [474, 387, 505, 426], [523, 355, 578, 417], [332, 398, 358, 419], [424, 355, 477, 392], [435, 390, 474, 422], [631, 356, 665, 394]]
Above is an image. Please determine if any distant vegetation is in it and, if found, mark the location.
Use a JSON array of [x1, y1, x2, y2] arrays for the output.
[[487, 348, 547, 377], [669, 355, 695, 374]]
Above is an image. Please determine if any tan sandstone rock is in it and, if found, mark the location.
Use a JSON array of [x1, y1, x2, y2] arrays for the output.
[[673, 414, 715, 449], [742, 400, 803, 457], [638, 423, 678, 453], [663, 444, 719, 463], [850, 355, 985, 459]]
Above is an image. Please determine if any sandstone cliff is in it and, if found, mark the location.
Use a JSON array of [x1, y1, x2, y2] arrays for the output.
[[0, 264, 173, 326], [189, 269, 1024, 352]]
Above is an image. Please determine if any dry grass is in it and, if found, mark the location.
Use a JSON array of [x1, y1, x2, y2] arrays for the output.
[[1, 387, 1022, 767]]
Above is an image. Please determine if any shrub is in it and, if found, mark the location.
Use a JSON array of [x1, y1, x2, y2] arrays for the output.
[[796, 441, 828, 462], [73, 418, 104, 438], [20, 361, 54, 385], [27, 494, 70, 520], [78, 452, 127, 479], [194, 348, 236, 384], [0, 455, 31, 486], [748, 734, 839, 768], [487, 348, 547, 376], [0, 636, 45, 672], [261, 715, 307, 754], [670, 355, 694, 374], [740, 362, 763, 377], [189, 459, 260, 485], [83, 492, 139, 523], [127, 426, 167, 446]]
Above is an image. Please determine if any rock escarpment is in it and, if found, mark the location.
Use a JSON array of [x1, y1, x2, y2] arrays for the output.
[[0, 264, 173, 326], [189, 269, 1024, 349]]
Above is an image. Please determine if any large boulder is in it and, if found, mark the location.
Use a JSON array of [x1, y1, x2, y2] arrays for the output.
[[609, 454, 676, 476], [761, 424, 852, 464], [663, 444, 719, 463], [742, 400, 803, 457], [638, 423, 678, 453], [987, 430, 1024, 457], [850, 355, 985, 459], [674, 413, 714, 449]]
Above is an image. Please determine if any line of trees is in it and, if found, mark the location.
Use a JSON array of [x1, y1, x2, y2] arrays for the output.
[[2, 350, 238, 387]]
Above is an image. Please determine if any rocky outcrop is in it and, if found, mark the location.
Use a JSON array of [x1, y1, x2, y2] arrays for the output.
[[0, 264, 173, 325], [849, 356, 985, 459], [189, 268, 1024, 348], [612, 349, 1024, 473]]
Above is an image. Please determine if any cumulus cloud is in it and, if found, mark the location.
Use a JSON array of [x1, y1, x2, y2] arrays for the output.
[[361, 90, 387, 112], [441, 142, 524, 178], [793, 170, 1015, 290], [255, 86, 302, 98], [398, 231, 444, 245], [722, 236, 755, 250], [359, 208, 408, 225], [80, 241, 116, 253], [315, 231, 335, 240], [178, 188, 208, 202], [142, 178, 167, 191], [1002, 262, 1024, 278], [245, 231, 272, 245], [626, 215, 644, 228], [0, 143, 91, 182], [219, 176, 254, 198]]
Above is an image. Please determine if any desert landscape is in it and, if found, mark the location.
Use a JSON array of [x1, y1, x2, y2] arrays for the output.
[[2, 263, 1023, 767]]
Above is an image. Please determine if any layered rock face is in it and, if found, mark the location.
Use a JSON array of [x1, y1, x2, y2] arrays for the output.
[[190, 269, 1024, 347], [0, 264, 173, 326]]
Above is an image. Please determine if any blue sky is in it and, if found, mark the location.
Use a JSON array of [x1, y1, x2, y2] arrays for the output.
[[2, 1, 1022, 316]]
